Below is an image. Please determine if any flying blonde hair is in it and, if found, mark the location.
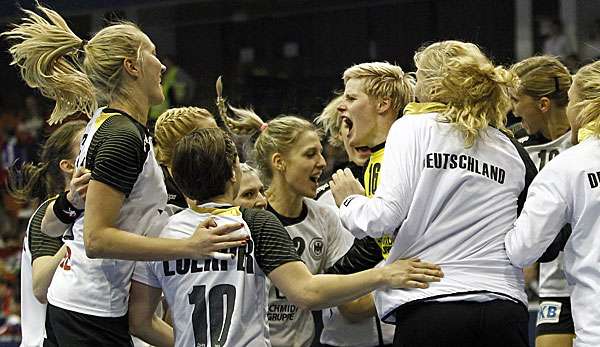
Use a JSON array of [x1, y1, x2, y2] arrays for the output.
[[511, 55, 572, 107], [314, 95, 344, 147], [571, 60, 600, 137], [2, 4, 148, 124], [414, 40, 518, 148], [343, 62, 415, 116], [154, 107, 216, 166]]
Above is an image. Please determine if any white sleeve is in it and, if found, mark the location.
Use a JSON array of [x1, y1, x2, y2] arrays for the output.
[[505, 164, 570, 268], [339, 119, 419, 238], [132, 261, 162, 288]]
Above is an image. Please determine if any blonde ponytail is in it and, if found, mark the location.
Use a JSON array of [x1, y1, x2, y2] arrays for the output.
[[2, 5, 96, 124]]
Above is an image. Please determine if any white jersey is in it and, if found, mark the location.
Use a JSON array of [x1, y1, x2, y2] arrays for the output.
[[520, 131, 573, 297], [21, 198, 62, 347], [339, 113, 529, 323], [316, 189, 395, 347], [506, 137, 600, 347], [133, 204, 301, 347], [48, 108, 169, 317], [266, 198, 351, 347]]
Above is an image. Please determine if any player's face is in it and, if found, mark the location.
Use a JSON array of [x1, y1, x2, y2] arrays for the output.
[[512, 93, 545, 136], [233, 172, 267, 209], [139, 35, 166, 106], [338, 78, 380, 151], [280, 130, 326, 198], [339, 119, 370, 166]]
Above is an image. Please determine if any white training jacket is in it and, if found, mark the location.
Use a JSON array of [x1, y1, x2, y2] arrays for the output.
[[506, 136, 600, 347], [339, 113, 529, 323]]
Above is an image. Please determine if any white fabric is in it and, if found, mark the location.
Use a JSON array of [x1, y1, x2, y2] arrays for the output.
[[133, 207, 268, 347], [339, 113, 527, 323], [267, 198, 352, 347], [48, 109, 169, 317], [521, 131, 573, 297], [20, 202, 51, 347], [317, 189, 395, 347], [506, 137, 600, 347]]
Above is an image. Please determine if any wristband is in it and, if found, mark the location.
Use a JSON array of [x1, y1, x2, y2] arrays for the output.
[[53, 191, 84, 224]]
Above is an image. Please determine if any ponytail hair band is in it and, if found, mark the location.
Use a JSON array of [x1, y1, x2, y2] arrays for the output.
[[260, 123, 268, 132]]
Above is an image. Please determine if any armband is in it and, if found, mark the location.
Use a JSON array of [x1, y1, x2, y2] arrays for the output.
[[52, 191, 84, 224]]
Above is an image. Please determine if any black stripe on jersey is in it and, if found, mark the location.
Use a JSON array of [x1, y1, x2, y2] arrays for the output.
[[86, 112, 148, 197], [266, 203, 308, 227], [29, 198, 64, 262], [241, 208, 302, 275], [325, 236, 383, 274], [501, 131, 538, 215]]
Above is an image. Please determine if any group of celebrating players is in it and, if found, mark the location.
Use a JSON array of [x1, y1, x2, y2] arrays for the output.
[[4, 4, 600, 347]]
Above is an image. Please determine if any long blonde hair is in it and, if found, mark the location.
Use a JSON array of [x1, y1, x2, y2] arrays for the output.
[[571, 61, 600, 136], [343, 62, 415, 116], [414, 41, 518, 147], [221, 106, 318, 182], [154, 107, 216, 166], [3, 4, 147, 124], [511, 56, 571, 107]]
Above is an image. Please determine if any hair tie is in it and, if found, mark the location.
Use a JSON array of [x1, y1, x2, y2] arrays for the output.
[[79, 39, 88, 52], [260, 123, 268, 132], [553, 76, 560, 94]]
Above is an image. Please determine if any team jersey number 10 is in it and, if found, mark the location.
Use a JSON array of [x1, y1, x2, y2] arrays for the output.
[[189, 284, 237, 347]]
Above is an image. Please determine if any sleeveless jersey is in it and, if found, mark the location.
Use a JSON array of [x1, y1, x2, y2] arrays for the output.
[[47, 108, 169, 317]]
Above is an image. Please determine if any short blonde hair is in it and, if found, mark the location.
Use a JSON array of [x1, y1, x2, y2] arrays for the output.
[[221, 106, 318, 182], [3, 4, 148, 124], [342, 62, 415, 116], [571, 60, 600, 136], [414, 40, 517, 148], [154, 107, 215, 165], [314, 95, 344, 147], [511, 56, 572, 107]]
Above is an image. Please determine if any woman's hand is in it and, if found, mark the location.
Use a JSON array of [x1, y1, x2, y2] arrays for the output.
[[330, 168, 366, 207], [186, 217, 249, 260], [381, 258, 444, 289]]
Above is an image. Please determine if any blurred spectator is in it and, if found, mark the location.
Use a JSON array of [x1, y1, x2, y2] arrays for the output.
[[541, 18, 574, 59], [581, 19, 600, 62]]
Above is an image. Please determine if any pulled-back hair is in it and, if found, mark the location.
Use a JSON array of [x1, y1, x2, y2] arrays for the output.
[[171, 128, 238, 202], [221, 106, 318, 182], [343, 62, 415, 116], [154, 107, 215, 166], [3, 4, 147, 124], [511, 56, 572, 107], [7, 120, 86, 204], [414, 40, 517, 148], [571, 61, 600, 136], [314, 95, 344, 147]]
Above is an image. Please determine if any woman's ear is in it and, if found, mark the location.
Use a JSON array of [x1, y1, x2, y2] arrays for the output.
[[539, 97, 551, 113], [377, 96, 392, 114], [123, 57, 140, 78], [59, 159, 75, 176], [271, 152, 286, 173]]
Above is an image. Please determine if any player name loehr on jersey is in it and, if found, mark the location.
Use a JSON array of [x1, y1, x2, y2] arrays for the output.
[[424, 152, 506, 184], [162, 240, 255, 276]]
